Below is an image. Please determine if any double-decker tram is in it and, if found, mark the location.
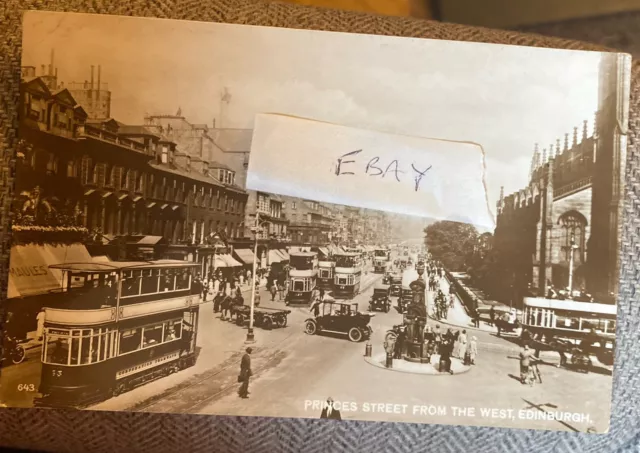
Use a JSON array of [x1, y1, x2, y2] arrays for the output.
[[34, 260, 202, 408], [522, 297, 616, 365], [286, 252, 318, 305], [373, 247, 390, 273], [333, 252, 363, 299], [317, 256, 335, 291]]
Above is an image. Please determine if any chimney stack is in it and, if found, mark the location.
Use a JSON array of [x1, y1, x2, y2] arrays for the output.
[[41, 64, 45, 75], [97, 65, 101, 101], [583, 119, 588, 140], [49, 49, 55, 76], [90, 65, 95, 90]]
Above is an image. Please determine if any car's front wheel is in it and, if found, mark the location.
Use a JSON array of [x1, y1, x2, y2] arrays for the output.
[[348, 327, 363, 342], [305, 320, 317, 335]]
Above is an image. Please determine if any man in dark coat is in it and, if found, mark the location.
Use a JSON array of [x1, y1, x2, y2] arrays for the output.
[[238, 347, 253, 398], [320, 397, 342, 420]]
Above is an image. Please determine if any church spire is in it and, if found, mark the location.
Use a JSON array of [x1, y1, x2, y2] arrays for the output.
[[564, 133, 569, 151], [583, 119, 588, 140], [573, 126, 578, 146]]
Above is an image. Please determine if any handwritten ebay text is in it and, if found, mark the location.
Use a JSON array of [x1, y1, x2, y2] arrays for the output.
[[334, 149, 433, 192]]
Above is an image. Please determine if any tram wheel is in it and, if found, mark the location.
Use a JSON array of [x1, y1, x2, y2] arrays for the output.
[[348, 327, 363, 342], [305, 320, 317, 335], [10, 345, 26, 364]]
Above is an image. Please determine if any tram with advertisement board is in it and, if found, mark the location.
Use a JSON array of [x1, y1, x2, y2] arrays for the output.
[[34, 260, 202, 408], [522, 297, 616, 366], [333, 252, 363, 299], [286, 252, 318, 305]]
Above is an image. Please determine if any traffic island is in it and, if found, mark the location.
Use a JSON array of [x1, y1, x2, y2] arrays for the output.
[[364, 353, 471, 375]]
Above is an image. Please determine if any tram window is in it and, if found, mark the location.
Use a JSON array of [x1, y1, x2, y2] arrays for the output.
[[122, 274, 141, 297], [141, 270, 160, 295], [45, 336, 70, 365], [119, 329, 142, 354], [176, 269, 190, 290], [142, 325, 163, 348], [80, 335, 96, 365], [160, 270, 176, 292], [163, 320, 182, 342], [556, 313, 580, 330], [70, 331, 81, 365], [293, 280, 304, 291]]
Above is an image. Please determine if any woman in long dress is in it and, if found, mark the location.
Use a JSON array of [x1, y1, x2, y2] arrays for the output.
[[457, 330, 468, 359]]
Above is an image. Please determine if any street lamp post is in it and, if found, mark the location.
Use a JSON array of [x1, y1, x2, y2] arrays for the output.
[[246, 212, 269, 344], [568, 234, 579, 294]]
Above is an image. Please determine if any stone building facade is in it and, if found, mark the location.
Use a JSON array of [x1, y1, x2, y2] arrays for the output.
[[493, 53, 628, 305]]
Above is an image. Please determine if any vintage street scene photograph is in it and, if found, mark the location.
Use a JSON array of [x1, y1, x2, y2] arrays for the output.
[[0, 11, 629, 433]]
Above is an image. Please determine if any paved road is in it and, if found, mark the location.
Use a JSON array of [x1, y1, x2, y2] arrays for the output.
[[3, 260, 613, 433], [196, 267, 612, 433]]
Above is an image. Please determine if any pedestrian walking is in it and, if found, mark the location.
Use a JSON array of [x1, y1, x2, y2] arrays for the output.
[[320, 397, 342, 420], [489, 305, 495, 327], [238, 347, 253, 398], [465, 336, 478, 365], [277, 281, 285, 301], [473, 309, 481, 328], [519, 344, 535, 384], [457, 329, 468, 359]]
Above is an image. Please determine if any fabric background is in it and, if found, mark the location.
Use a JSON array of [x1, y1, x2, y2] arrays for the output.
[[0, 1, 639, 451]]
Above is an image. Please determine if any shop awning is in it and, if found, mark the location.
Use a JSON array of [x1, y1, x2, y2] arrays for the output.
[[318, 247, 329, 257], [268, 250, 282, 264], [277, 249, 289, 261], [234, 248, 256, 265], [7, 243, 92, 298], [214, 254, 243, 268]]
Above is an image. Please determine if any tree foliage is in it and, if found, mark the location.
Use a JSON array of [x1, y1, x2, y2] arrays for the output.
[[424, 221, 479, 271]]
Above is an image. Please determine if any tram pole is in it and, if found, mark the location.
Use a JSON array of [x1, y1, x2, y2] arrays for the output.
[[246, 213, 260, 344]]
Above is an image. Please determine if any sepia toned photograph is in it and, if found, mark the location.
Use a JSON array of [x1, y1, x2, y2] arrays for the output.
[[0, 11, 630, 434]]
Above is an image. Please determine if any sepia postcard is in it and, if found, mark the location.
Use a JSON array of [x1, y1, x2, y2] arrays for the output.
[[0, 10, 630, 433]]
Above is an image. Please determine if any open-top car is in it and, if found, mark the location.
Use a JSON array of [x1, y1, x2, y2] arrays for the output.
[[369, 284, 391, 312], [305, 301, 373, 342]]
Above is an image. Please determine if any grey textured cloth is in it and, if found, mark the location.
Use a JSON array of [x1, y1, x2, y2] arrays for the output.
[[0, 1, 639, 452]]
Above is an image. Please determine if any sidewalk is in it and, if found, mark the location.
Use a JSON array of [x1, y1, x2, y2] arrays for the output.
[[427, 276, 499, 335]]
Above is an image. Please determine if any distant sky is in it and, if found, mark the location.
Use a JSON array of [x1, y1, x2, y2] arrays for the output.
[[22, 12, 604, 223]]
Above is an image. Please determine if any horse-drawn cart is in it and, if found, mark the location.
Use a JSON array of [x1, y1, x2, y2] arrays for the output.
[[234, 305, 291, 330]]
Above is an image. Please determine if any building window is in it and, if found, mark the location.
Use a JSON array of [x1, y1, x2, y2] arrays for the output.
[[66, 159, 78, 178], [46, 153, 58, 174], [121, 169, 129, 189], [105, 165, 113, 187], [161, 146, 168, 164], [292, 202, 297, 210], [558, 211, 587, 264], [135, 173, 144, 193]]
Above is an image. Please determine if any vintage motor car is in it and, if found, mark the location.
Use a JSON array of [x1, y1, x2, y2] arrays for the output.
[[397, 286, 413, 313], [369, 284, 391, 313], [304, 301, 373, 342]]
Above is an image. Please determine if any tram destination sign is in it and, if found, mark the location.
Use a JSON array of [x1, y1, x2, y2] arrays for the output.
[[0, 10, 630, 436]]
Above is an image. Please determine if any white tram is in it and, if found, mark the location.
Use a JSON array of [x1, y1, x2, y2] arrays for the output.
[[333, 252, 363, 299], [522, 297, 616, 364]]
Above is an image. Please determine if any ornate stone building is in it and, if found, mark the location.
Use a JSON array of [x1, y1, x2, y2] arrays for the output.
[[493, 53, 628, 305]]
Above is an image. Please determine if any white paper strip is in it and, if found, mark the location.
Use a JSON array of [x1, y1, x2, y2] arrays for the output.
[[247, 114, 495, 229]]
